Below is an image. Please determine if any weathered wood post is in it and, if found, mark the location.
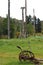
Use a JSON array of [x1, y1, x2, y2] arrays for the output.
[[8, 0, 10, 39], [21, 7, 25, 38], [25, 0, 27, 37]]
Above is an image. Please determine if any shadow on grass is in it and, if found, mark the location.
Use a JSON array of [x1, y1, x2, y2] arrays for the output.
[[6, 61, 34, 65]]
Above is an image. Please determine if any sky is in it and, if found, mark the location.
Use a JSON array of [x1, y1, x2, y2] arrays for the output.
[[0, 0, 43, 20]]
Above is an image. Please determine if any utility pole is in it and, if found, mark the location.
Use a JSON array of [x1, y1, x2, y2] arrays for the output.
[[33, 9, 35, 17], [8, 0, 10, 39], [33, 9, 35, 32], [25, 0, 27, 37], [21, 7, 25, 38], [25, 0, 27, 22]]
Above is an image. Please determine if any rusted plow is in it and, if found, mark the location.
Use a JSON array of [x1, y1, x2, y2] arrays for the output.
[[17, 46, 41, 65]]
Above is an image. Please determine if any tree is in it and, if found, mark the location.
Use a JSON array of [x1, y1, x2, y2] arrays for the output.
[[2, 17, 16, 38], [2, 18, 8, 35], [26, 15, 32, 24], [35, 18, 41, 33], [37, 18, 41, 32], [10, 18, 15, 38], [0, 17, 4, 38], [26, 22, 34, 35]]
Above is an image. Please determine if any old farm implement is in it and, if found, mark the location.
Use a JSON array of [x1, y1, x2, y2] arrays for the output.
[[17, 46, 40, 65]]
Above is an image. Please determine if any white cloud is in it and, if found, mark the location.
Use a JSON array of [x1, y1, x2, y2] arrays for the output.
[[0, 0, 43, 20]]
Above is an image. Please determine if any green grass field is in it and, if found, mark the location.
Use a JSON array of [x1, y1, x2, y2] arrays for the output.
[[0, 36, 43, 65]]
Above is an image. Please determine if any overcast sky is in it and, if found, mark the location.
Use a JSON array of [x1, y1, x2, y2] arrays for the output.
[[0, 0, 43, 20]]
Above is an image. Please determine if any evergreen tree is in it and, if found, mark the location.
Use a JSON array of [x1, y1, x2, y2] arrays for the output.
[[37, 18, 41, 32]]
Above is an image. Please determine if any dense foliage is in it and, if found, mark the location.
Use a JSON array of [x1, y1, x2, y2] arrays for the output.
[[0, 15, 42, 38], [0, 16, 21, 38], [26, 15, 42, 34]]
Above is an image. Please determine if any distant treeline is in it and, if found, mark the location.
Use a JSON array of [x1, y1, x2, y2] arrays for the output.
[[0, 15, 43, 38], [0, 16, 21, 38]]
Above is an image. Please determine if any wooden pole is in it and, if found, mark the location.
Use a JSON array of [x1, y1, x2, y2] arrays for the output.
[[25, 0, 27, 37], [21, 7, 25, 37], [8, 0, 10, 39], [25, 0, 27, 22]]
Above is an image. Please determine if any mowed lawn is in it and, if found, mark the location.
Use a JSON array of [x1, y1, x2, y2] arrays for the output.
[[0, 36, 43, 65]]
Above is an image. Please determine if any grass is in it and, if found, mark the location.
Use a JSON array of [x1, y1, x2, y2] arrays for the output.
[[0, 36, 43, 65]]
